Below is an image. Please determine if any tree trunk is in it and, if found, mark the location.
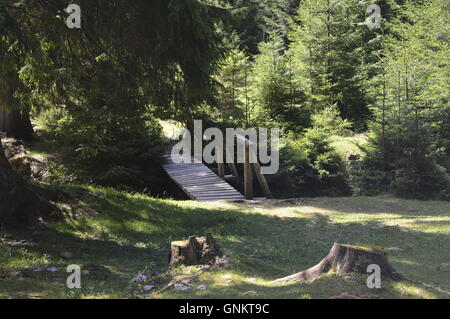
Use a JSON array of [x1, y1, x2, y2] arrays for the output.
[[273, 243, 404, 283], [168, 233, 223, 268], [0, 140, 54, 227], [0, 67, 34, 141], [0, 106, 34, 141]]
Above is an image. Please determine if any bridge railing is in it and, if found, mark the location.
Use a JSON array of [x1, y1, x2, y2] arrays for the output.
[[217, 134, 272, 200]]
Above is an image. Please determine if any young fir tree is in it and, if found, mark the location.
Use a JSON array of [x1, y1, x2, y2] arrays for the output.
[[252, 33, 309, 133], [215, 35, 254, 127], [358, 0, 450, 199], [289, 0, 378, 130]]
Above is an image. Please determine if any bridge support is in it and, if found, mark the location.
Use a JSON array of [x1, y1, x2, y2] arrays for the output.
[[215, 134, 272, 200], [244, 141, 253, 199]]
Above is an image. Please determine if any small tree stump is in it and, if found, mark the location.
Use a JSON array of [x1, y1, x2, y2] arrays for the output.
[[273, 243, 404, 283], [169, 234, 223, 268]]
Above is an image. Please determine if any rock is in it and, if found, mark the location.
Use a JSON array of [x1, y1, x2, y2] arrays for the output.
[[216, 255, 232, 268], [245, 290, 257, 295], [401, 289, 411, 297], [9, 154, 32, 176], [143, 285, 156, 292], [174, 283, 191, 292], [2, 138, 25, 159], [60, 251, 74, 259], [197, 285, 208, 291], [1, 138, 51, 180], [131, 274, 148, 283], [246, 278, 257, 282], [222, 274, 232, 280], [10, 272, 23, 280]]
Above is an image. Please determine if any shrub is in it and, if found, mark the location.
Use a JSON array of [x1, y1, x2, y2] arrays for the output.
[[311, 104, 353, 137], [353, 123, 450, 200], [269, 128, 351, 198], [34, 106, 167, 195]]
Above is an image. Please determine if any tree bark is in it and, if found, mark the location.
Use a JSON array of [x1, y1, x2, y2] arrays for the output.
[[0, 106, 34, 141], [273, 243, 404, 283], [168, 233, 223, 268], [0, 140, 54, 227], [0, 66, 34, 141]]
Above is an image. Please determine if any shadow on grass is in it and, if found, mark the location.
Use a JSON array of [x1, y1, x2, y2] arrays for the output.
[[1, 187, 449, 298]]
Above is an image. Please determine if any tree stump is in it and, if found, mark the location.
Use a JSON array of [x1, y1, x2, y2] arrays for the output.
[[273, 243, 404, 283], [169, 233, 223, 268]]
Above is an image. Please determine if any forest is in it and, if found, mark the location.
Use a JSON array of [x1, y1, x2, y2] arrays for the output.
[[0, 0, 449, 301]]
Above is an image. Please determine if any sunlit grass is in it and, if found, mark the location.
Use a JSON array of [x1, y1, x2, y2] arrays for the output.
[[1, 186, 449, 299]]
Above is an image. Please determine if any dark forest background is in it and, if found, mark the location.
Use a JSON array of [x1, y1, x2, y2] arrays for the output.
[[1, 0, 449, 224]]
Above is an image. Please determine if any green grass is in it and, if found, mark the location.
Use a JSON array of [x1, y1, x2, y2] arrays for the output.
[[1, 186, 449, 299]]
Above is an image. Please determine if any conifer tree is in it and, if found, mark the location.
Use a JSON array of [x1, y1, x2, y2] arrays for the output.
[[215, 34, 253, 126], [290, 0, 378, 130], [358, 0, 450, 199], [252, 33, 309, 133]]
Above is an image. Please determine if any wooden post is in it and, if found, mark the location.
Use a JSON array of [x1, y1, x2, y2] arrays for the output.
[[244, 141, 253, 200], [251, 163, 272, 199], [217, 143, 225, 178], [225, 147, 239, 178]]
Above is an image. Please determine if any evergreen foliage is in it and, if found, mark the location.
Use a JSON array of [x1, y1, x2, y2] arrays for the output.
[[355, 0, 450, 200], [0, 0, 448, 203]]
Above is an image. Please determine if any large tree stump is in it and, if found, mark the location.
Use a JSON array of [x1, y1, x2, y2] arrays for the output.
[[169, 233, 223, 268], [273, 243, 404, 283]]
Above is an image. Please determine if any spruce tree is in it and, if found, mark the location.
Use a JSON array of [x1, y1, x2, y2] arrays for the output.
[[252, 33, 309, 133], [359, 0, 450, 199], [290, 0, 377, 130]]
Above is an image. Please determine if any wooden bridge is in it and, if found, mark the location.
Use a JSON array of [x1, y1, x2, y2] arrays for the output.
[[162, 136, 272, 202]]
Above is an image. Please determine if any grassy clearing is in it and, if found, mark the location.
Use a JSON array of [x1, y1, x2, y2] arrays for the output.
[[0, 186, 449, 299]]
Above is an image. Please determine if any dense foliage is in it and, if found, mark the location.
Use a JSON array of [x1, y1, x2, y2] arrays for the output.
[[353, 0, 450, 199], [1, 0, 449, 202]]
